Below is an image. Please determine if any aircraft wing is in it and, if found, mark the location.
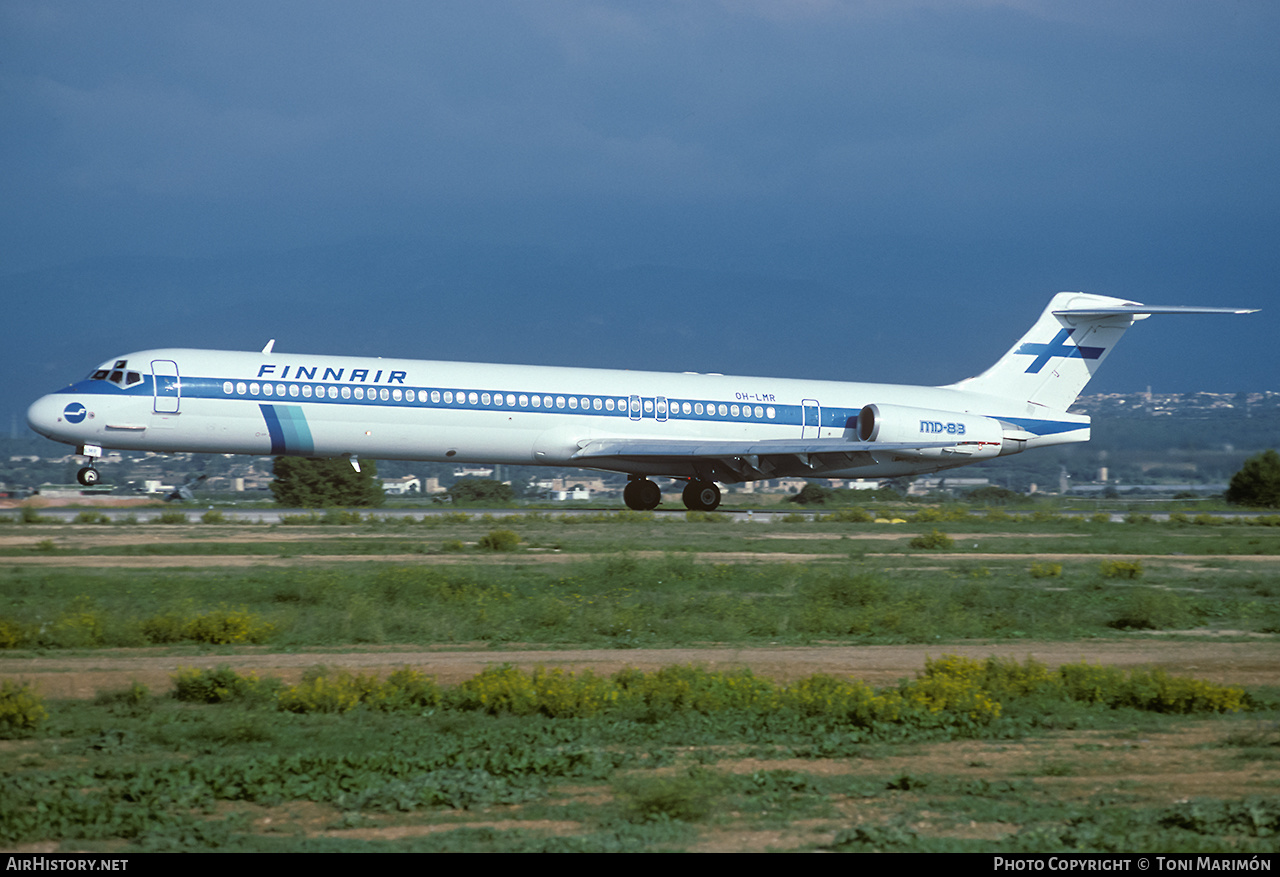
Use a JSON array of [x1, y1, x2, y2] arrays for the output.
[[572, 436, 962, 481]]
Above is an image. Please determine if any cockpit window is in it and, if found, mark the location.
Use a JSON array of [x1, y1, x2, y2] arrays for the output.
[[87, 360, 143, 388]]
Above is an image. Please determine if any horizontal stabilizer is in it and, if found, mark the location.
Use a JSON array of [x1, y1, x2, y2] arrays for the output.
[[947, 292, 1257, 412], [1054, 305, 1257, 317]]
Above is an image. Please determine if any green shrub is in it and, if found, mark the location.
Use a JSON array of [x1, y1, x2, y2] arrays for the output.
[[452, 665, 618, 717], [201, 509, 227, 524], [0, 681, 48, 735], [154, 510, 188, 524], [1057, 662, 1245, 713], [1109, 588, 1192, 631], [1029, 562, 1062, 578], [277, 667, 442, 714], [48, 597, 107, 647], [477, 529, 521, 551], [778, 674, 900, 725], [277, 672, 369, 713], [616, 768, 722, 823], [172, 665, 276, 704], [1100, 559, 1144, 579], [0, 617, 29, 649], [823, 508, 873, 523], [909, 529, 954, 549], [181, 607, 276, 644], [73, 510, 112, 524]]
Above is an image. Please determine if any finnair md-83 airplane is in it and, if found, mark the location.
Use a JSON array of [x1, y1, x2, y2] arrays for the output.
[[27, 292, 1254, 511]]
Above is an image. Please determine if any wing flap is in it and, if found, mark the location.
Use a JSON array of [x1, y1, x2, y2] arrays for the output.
[[572, 436, 963, 480]]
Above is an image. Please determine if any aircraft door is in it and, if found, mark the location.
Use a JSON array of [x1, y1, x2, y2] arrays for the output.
[[628, 395, 642, 421], [655, 396, 668, 422], [801, 399, 821, 439], [152, 360, 181, 414]]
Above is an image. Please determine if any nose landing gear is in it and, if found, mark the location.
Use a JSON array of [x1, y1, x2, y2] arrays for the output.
[[75, 443, 103, 487]]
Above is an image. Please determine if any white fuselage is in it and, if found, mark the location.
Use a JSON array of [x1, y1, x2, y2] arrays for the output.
[[26, 347, 1088, 481]]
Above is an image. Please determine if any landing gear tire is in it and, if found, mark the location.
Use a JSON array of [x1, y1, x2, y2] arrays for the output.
[[77, 467, 100, 487], [623, 478, 662, 511], [682, 480, 721, 511]]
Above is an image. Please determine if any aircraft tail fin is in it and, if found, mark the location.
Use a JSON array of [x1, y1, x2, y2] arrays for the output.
[[945, 292, 1256, 411]]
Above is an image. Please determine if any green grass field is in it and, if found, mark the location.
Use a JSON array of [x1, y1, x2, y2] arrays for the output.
[[1, 510, 1277, 851]]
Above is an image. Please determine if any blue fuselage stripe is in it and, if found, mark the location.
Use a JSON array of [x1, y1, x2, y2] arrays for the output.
[[260, 404, 314, 455], [63, 377, 1082, 439]]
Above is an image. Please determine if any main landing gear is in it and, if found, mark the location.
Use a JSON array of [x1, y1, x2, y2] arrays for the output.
[[622, 477, 723, 512], [682, 479, 721, 511], [623, 478, 662, 511]]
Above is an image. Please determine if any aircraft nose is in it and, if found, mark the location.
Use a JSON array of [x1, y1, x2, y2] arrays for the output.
[[26, 394, 73, 440]]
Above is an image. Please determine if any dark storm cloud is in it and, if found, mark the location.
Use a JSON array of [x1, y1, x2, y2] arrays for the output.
[[1, 0, 1276, 427]]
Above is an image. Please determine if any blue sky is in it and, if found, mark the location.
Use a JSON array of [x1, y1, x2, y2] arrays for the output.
[[3, 1, 1277, 433]]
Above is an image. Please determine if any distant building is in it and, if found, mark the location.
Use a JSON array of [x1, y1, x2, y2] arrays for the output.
[[382, 475, 421, 495]]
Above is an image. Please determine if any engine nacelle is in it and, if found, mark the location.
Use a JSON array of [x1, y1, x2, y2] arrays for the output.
[[856, 403, 1005, 460]]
